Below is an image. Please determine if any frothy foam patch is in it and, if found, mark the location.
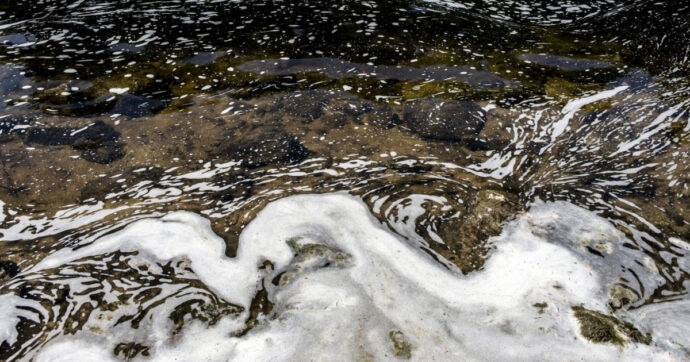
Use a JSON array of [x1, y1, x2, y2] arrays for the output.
[[4, 193, 687, 360]]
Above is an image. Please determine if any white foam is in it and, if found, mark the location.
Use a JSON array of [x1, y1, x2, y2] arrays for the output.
[[0, 202, 129, 241], [35, 338, 115, 362], [551, 85, 628, 142], [25, 193, 687, 361], [561, 86, 629, 114], [0, 294, 42, 345], [109, 87, 129, 95]]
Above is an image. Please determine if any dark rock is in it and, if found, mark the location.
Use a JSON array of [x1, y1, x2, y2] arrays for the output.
[[42, 94, 117, 117], [108, 43, 143, 53], [403, 98, 486, 142], [0, 64, 26, 96], [0, 260, 20, 280], [239, 58, 359, 78], [220, 132, 310, 168], [239, 58, 510, 88], [606, 69, 653, 91], [186, 51, 225, 66], [25, 127, 75, 146], [518, 53, 615, 71], [274, 90, 328, 121], [71, 121, 125, 164], [25, 121, 125, 164], [109, 95, 165, 118], [75, 142, 125, 164], [0, 33, 36, 47], [0, 113, 35, 137]]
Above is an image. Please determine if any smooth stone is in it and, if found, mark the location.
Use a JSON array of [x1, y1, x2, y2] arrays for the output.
[[220, 132, 310, 168], [0, 33, 36, 47], [518, 53, 615, 71], [403, 98, 486, 142], [108, 43, 143, 53], [109, 95, 165, 118], [239, 57, 511, 88], [186, 51, 225, 66], [25, 121, 125, 164]]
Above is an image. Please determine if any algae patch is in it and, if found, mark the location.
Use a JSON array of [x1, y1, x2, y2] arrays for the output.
[[389, 330, 413, 359], [279, 236, 353, 287], [572, 306, 651, 346]]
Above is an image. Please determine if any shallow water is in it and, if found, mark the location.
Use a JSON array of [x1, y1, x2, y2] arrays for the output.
[[0, 0, 689, 360]]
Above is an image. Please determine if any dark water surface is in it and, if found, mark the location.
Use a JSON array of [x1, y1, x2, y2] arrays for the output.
[[1, 0, 689, 360]]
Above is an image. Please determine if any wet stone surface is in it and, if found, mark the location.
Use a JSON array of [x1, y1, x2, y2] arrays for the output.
[[218, 132, 310, 169], [518, 54, 615, 72], [109, 95, 165, 118], [403, 98, 486, 143], [24, 121, 125, 164]]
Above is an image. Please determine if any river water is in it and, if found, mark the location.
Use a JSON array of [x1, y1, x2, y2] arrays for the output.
[[0, 1, 689, 360]]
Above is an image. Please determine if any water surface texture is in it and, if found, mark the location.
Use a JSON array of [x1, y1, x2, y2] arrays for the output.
[[0, 0, 689, 360]]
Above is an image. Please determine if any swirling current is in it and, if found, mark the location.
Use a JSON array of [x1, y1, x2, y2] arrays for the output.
[[0, 1, 689, 360]]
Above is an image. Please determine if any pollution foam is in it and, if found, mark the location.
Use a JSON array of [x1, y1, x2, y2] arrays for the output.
[[21, 193, 688, 360]]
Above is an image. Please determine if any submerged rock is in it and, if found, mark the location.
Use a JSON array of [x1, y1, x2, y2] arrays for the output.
[[219, 132, 310, 168], [239, 57, 511, 88], [0, 260, 20, 282], [186, 52, 225, 66], [42, 94, 117, 117], [358, 106, 401, 129], [109, 95, 165, 118], [108, 43, 143, 53], [278, 237, 353, 287], [271, 89, 397, 129], [0, 112, 35, 138], [518, 53, 615, 71], [0, 33, 37, 47], [607, 70, 653, 91], [274, 90, 328, 121], [572, 306, 651, 345], [0, 64, 27, 97], [25, 121, 125, 164], [403, 98, 486, 143], [436, 190, 518, 273]]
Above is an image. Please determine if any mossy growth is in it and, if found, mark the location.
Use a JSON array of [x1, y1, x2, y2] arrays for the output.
[[572, 306, 652, 346], [114, 342, 151, 360], [544, 77, 603, 104], [389, 330, 413, 359]]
